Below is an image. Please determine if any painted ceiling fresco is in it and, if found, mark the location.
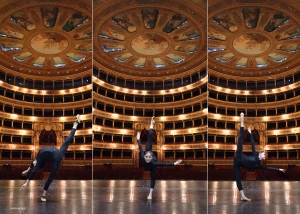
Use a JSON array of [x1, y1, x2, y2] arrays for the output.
[[208, 6, 300, 72], [98, 8, 201, 69], [0, 6, 91, 71]]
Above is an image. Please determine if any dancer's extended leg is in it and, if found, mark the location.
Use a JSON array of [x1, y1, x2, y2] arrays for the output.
[[147, 116, 155, 200], [145, 116, 155, 152], [41, 161, 60, 202], [234, 160, 250, 201], [59, 114, 80, 156], [236, 113, 244, 157], [236, 113, 251, 201]]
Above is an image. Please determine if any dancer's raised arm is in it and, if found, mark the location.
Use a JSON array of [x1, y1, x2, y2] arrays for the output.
[[257, 165, 286, 172], [153, 159, 182, 166], [21, 159, 36, 176], [247, 127, 256, 156], [136, 132, 144, 158]]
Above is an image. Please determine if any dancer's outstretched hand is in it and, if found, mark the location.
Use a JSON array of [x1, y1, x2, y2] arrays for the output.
[[21, 169, 28, 176], [136, 132, 141, 140], [247, 127, 251, 133], [174, 159, 182, 165], [279, 168, 286, 173]]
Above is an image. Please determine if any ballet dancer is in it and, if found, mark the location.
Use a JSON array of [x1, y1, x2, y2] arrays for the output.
[[137, 116, 182, 200], [234, 113, 286, 201], [20, 114, 81, 202]]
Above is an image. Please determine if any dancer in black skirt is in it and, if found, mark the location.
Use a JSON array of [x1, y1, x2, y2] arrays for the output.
[[20, 114, 81, 202], [234, 113, 285, 201], [137, 116, 182, 199]]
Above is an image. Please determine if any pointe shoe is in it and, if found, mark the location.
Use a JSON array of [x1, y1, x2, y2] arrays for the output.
[[151, 116, 155, 124], [147, 195, 152, 200], [75, 114, 81, 124], [41, 196, 47, 202], [240, 112, 244, 118], [241, 196, 251, 201]]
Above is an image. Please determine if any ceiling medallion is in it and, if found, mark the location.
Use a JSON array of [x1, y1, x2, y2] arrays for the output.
[[30, 32, 69, 54], [233, 33, 270, 55], [0, 6, 91, 71], [98, 7, 201, 70], [131, 34, 169, 55], [209, 6, 300, 71]]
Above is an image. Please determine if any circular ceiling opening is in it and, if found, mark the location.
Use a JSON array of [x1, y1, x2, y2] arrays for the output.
[[94, 1, 206, 76], [208, 4, 300, 74], [233, 33, 270, 55], [30, 32, 69, 54], [0, 3, 92, 75]]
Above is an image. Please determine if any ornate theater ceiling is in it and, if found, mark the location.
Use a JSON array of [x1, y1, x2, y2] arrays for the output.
[[208, 0, 300, 77], [94, 0, 207, 78], [0, 0, 92, 76]]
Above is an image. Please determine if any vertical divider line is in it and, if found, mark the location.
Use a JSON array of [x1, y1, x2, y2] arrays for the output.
[[206, 1, 209, 213], [91, 0, 94, 213]]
